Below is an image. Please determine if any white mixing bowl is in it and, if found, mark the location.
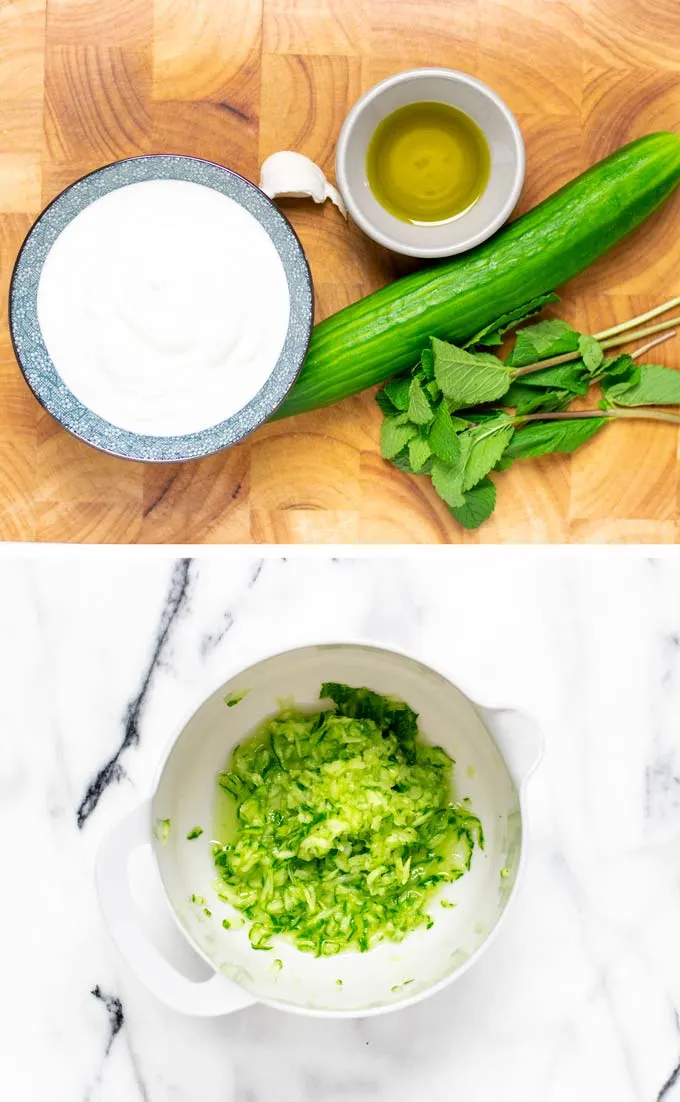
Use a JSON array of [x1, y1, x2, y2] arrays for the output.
[[96, 642, 542, 1018]]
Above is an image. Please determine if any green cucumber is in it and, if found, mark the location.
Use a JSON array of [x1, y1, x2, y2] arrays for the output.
[[273, 132, 680, 420]]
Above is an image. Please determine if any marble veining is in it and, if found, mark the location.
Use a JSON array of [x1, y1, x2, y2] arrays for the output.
[[1, 551, 680, 1102], [91, 985, 125, 1056], [76, 559, 192, 828]]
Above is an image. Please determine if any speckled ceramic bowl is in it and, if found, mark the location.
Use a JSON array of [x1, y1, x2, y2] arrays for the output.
[[9, 155, 314, 463]]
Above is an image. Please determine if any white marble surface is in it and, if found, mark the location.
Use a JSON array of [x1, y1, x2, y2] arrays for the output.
[[1, 549, 680, 1102]]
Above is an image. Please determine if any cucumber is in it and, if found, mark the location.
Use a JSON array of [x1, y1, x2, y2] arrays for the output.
[[273, 132, 680, 420]]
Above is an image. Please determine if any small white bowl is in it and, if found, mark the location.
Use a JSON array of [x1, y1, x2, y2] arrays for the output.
[[336, 68, 525, 259], [96, 640, 543, 1018]]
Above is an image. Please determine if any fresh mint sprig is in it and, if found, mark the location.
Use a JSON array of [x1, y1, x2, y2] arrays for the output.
[[377, 297, 680, 530]]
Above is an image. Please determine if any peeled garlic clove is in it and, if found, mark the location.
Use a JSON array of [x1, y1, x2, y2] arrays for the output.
[[259, 151, 348, 219]]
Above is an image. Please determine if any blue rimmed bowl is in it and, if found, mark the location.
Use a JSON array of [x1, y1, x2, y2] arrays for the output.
[[9, 155, 314, 463]]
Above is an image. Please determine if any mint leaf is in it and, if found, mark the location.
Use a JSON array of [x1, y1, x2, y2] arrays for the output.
[[408, 434, 433, 473], [381, 413, 418, 460], [518, 361, 589, 395], [432, 339, 511, 408], [602, 364, 680, 407], [428, 401, 462, 464], [424, 379, 442, 402], [504, 381, 572, 415], [407, 378, 434, 425], [460, 416, 515, 490], [375, 388, 398, 416], [448, 415, 474, 431], [384, 376, 412, 412], [599, 366, 640, 409], [504, 417, 606, 460], [390, 448, 414, 474], [507, 319, 581, 367], [599, 353, 637, 382], [431, 457, 465, 507], [596, 356, 638, 404], [451, 477, 497, 529], [464, 293, 559, 348], [578, 334, 604, 373], [420, 347, 435, 380]]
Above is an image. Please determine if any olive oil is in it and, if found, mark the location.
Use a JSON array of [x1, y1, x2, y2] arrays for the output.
[[366, 101, 490, 224]]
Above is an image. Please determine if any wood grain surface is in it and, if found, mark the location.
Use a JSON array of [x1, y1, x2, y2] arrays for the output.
[[2, 0, 680, 544]]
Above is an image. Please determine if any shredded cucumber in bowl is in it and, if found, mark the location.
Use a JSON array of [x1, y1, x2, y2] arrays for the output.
[[212, 683, 483, 957]]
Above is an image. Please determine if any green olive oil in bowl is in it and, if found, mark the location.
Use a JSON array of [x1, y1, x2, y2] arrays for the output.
[[366, 101, 490, 224]]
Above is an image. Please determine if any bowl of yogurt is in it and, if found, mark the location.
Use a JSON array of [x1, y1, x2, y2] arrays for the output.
[[9, 156, 313, 462]]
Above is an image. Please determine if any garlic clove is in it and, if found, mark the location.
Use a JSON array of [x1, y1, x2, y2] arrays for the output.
[[259, 151, 348, 219]]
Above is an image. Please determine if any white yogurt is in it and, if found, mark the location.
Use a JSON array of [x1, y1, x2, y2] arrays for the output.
[[37, 179, 291, 436]]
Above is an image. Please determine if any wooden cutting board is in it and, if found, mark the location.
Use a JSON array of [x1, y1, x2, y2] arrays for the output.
[[2, 0, 680, 544]]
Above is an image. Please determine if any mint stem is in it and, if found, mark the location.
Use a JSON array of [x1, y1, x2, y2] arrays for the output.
[[629, 330, 676, 359], [510, 354, 574, 377], [602, 315, 680, 350], [516, 409, 680, 426], [594, 296, 680, 341]]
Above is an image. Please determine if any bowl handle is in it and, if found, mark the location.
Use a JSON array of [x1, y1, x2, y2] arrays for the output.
[[478, 707, 544, 790], [96, 801, 256, 1017]]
